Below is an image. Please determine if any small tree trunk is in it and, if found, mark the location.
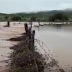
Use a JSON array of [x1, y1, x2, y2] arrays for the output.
[[31, 21, 32, 30], [24, 23, 29, 35], [38, 21, 40, 26], [31, 30, 35, 51], [7, 21, 10, 27]]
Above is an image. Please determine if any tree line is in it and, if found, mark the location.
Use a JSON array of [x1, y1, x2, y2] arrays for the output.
[[4, 13, 69, 22]]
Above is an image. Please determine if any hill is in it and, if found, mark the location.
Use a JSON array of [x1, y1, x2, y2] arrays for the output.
[[0, 9, 72, 21]]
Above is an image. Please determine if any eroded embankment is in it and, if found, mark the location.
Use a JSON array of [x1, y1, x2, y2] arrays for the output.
[[9, 33, 46, 72], [8, 32, 66, 72], [0, 23, 25, 72]]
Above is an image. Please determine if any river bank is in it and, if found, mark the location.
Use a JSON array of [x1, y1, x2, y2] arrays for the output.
[[0, 22, 25, 72], [0, 22, 67, 72], [9, 24, 46, 72], [8, 23, 65, 72]]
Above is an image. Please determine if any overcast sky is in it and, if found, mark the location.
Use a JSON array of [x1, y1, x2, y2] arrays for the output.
[[0, 0, 72, 13]]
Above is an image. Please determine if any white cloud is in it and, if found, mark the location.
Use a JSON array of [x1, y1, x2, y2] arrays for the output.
[[59, 3, 72, 9], [0, 0, 72, 13]]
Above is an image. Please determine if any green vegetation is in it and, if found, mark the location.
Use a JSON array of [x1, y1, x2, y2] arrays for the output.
[[5, 15, 9, 21], [0, 10, 71, 21], [30, 16, 36, 22], [11, 16, 22, 21], [48, 13, 69, 22]]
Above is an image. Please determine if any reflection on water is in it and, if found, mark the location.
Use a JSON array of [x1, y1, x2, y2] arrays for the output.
[[34, 25, 72, 71]]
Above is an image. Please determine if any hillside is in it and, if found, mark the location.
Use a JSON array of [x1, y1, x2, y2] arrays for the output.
[[0, 9, 72, 21]]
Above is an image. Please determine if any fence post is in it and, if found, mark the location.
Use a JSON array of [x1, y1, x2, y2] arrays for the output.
[[24, 23, 28, 35], [31, 30, 35, 51], [24, 23, 35, 51], [28, 27, 31, 49], [7, 21, 10, 27], [31, 30, 39, 72], [30, 21, 32, 30]]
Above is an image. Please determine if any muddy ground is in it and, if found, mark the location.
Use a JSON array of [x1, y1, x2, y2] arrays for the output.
[[0, 22, 25, 72]]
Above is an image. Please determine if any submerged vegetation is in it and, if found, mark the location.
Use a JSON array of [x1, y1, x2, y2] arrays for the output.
[[9, 34, 46, 72]]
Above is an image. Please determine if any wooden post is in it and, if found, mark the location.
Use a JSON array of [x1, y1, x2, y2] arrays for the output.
[[38, 21, 40, 26], [24, 23, 35, 51], [28, 27, 31, 50], [31, 30, 39, 72], [31, 30, 35, 51], [24, 23, 28, 35], [30, 21, 32, 30], [28, 28, 35, 51], [7, 21, 10, 27]]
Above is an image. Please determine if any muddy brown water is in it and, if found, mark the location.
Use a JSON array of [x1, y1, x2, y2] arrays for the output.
[[33, 24, 72, 72], [0, 22, 72, 72]]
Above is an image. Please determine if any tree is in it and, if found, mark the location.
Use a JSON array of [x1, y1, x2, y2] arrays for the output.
[[30, 16, 36, 22], [5, 16, 9, 21], [48, 13, 69, 22], [11, 16, 22, 21], [37, 18, 41, 25], [30, 16, 36, 29], [5, 15, 10, 27]]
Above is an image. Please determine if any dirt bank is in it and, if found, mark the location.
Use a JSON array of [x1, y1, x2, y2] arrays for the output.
[[0, 22, 25, 72]]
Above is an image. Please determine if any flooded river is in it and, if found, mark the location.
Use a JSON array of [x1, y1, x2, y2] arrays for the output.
[[0, 22, 72, 72], [34, 24, 72, 72]]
